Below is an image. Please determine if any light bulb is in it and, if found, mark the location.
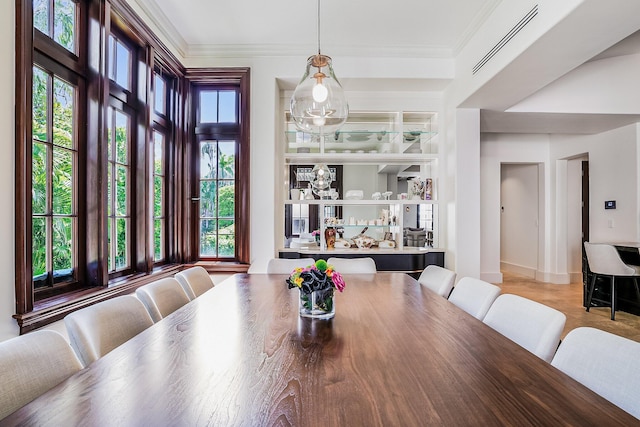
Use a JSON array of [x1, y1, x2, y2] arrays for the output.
[[312, 82, 328, 103]]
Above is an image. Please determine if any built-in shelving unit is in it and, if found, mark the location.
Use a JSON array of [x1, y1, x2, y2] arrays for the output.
[[280, 110, 443, 272]]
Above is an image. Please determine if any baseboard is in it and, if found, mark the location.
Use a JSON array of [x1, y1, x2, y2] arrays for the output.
[[569, 272, 583, 284], [480, 272, 503, 284], [500, 261, 536, 278]]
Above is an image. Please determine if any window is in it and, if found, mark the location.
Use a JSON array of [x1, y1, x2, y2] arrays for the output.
[[151, 67, 174, 264], [16, 1, 250, 333], [196, 89, 238, 259], [199, 140, 236, 257], [108, 34, 131, 91], [33, 0, 77, 53], [154, 73, 166, 116], [152, 130, 166, 261], [31, 66, 78, 290], [189, 77, 250, 263], [106, 106, 132, 272]]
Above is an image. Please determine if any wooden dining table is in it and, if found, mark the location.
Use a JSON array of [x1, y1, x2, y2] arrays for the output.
[[2, 273, 637, 426]]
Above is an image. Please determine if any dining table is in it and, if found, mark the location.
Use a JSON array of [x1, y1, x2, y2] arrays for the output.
[[2, 272, 637, 426]]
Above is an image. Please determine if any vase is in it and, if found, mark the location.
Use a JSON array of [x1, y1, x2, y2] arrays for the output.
[[299, 289, 335, 319], [324, 227, 336, 249]]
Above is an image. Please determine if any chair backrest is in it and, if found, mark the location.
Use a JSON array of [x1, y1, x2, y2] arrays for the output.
[[64, 295, 154, 366], [448, 277, 501, 320], [0, 330, 83, 419], [483, 294, 566, 362], [174, 266, 215, 300], [584, 242, 636, 276], [136, 277, 191, 322], [327, 257, 377, 273], [266, 257, 316, 274], [551, 327, 640, 419], [418, 265, 456, 298]]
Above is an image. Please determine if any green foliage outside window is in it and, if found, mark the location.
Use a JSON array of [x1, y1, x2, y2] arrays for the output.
[[33, 0, 76, 53], [31, 69, 75, 279], [199, 140, 236, 257]]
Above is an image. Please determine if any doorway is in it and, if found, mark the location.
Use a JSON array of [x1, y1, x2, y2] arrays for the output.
[[500, 164, 540, 278], [567, 157, 589, 283]]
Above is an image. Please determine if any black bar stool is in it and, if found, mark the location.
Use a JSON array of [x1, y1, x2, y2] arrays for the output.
[[583, 242, 640, 320]]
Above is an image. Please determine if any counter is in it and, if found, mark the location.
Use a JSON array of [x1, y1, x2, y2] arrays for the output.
[[279, 247, 444, 278]]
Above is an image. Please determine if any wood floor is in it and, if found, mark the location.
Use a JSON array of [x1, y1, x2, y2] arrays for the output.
[[499, 271, 640, 342]]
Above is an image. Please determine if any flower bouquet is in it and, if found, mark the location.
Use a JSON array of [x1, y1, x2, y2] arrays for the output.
[[287, 259, 345, 319]]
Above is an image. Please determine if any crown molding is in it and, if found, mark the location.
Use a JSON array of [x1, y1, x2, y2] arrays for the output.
[[452, 0, 502, 56], [128, 0, 189, 59], [184, 43, 453, 60]]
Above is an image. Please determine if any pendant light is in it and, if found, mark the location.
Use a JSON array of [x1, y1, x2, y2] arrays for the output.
[[290, 0, 348, 134]]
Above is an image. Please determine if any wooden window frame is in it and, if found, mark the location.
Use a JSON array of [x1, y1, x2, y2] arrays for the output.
[[185, 70, 251, 265], [14, 0, 205, 334]]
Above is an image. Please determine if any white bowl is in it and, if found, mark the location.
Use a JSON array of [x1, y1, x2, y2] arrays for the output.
[[345, 190, 364, 200]]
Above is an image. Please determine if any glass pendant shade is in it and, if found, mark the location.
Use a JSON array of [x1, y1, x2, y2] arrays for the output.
[[290, 54, 349, 134], [310, 164, 333, 195]]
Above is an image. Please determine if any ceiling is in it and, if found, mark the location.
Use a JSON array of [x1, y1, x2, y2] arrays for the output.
[[133, 0, 500, 58], [133, 0, 640, 135]]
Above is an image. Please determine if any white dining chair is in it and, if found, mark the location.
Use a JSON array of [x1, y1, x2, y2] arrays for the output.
[[583, 242, 640, 320], [551, 327, 640, 419], [174, 266, 215, 300], [266, 257, 316, 274], [448, 277, 501, 320], [64, 295, 154, 367], [136, 277, 191, 322], [417, 265, 456, 298], [483, 294, 566, 362], [0, 330, 83, 419], [327, 257, 377, 273]]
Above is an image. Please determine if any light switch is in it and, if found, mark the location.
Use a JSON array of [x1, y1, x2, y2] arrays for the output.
[[608, 219, 614, 228]]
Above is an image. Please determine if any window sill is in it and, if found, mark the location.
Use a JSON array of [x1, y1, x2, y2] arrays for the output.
[[13, 264, 184, 334], [189, 261, 250, 274]]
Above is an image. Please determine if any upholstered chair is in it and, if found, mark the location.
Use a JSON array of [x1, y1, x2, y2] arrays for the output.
[[417, 265, 456, 298], [448, 277, 501, 320], [326, 257, 377, 273], [135, 277, 191, 322], [551, 327, 640, 419], [0, 330, 83, 419], [174, 266, 215, 300], [64, 295, 154, 366], [266, 257, 316, 274], [483, 294, 566, 362]]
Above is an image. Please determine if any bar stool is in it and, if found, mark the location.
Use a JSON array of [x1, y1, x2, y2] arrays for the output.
[[583, 242, 640, 320]]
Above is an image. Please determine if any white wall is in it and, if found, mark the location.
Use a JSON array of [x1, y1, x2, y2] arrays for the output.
[[0, 1, 18, 339], [551, 126, 639, 243], [481, 134, 550, 283], [453, 109, 481, 279], [481, 125, 639, 284]]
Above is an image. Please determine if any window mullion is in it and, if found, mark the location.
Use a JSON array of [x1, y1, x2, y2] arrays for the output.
[[45, 71, 55, 286]]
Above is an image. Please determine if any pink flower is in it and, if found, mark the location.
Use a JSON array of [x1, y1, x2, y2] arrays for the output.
[[331, 271, 346, 292]]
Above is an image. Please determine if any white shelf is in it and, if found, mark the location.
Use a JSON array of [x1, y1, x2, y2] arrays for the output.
[[284, 199, 437, 205], [284, 152, 437, 165], [279, 247, 445, 255]]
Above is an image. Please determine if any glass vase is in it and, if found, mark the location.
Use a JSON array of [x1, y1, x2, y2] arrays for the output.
[[299, 289, 335, 319]]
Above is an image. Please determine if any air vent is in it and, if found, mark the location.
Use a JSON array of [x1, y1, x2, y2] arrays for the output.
[[473, 4, 538, 75]]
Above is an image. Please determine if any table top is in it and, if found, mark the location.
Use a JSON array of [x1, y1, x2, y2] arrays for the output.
[[2, 273, 636, 426]]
